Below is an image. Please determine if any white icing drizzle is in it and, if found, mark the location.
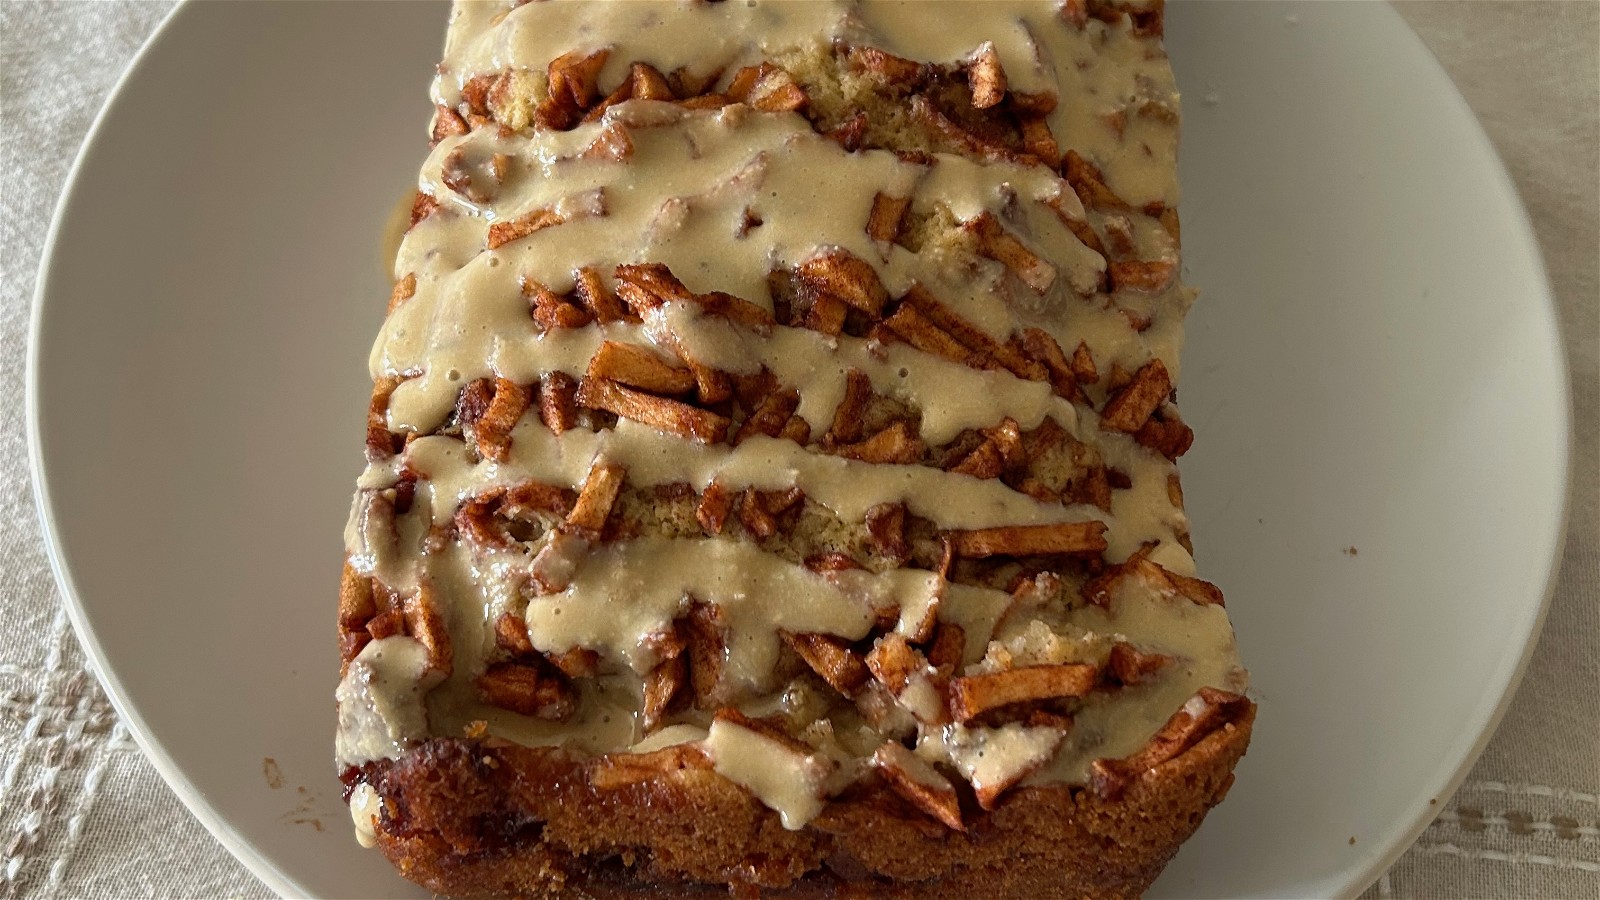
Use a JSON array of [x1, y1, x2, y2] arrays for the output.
[[438, 0, 1178, 202], [1037, 581, 1245, 783], [923, 720, 1063, 797], [337, 0, 1246, 835], [523, 536, 1013, 692], [705, 716, 831, 830], [335, 637, 437, 768], [348, 782, 383, 849], [395, 422, 1099, 531], [380, 107, 1101, 434]]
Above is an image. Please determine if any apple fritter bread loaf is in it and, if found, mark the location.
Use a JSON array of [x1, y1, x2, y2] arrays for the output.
[[336, 1, 1253, 896]]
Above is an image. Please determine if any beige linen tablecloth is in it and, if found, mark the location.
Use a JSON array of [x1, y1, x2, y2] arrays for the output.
[[2, 2, 1594, 897]]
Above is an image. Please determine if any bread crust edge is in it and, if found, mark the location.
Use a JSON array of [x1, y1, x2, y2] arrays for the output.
[[351, 699, 1253, 899]]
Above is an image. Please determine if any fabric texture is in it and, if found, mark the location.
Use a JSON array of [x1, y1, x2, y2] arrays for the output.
[[0, 1, 1593, 898]]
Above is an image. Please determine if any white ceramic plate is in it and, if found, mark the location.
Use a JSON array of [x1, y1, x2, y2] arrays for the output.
[[29, 2, 1569, 898]]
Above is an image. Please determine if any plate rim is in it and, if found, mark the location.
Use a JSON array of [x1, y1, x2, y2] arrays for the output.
[[22, 3, 1572, 899], [23, 1, 308, 896], [1310, 5, 1572, 896]]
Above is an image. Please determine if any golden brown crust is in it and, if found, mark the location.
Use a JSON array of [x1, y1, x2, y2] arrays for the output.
[[351, 703, 1251, 899]]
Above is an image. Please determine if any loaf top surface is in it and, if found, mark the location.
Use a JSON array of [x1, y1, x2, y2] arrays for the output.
[[338, 0, 1247, 833]]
